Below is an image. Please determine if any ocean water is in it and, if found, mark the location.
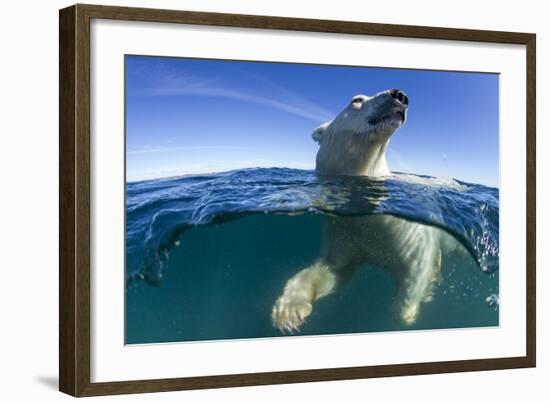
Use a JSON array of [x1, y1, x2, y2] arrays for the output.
[[125, 168, 499, 344]]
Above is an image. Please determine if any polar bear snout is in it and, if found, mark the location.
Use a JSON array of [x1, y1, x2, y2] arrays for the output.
[[366, 89, 409, 126], [389, 89, 409, 107], [384, 89, 409, 123]]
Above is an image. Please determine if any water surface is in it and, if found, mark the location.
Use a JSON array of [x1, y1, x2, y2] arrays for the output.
[[125, 168, 499, 344]]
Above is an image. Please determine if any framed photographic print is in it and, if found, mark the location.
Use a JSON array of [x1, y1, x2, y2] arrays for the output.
[[59, 4, 536, 397]]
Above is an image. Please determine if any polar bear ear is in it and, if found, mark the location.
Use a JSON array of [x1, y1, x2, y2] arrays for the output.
[[312, 122, 330, 144]]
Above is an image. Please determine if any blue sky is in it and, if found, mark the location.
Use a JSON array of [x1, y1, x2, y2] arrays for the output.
[[125, 55, 499, 187]]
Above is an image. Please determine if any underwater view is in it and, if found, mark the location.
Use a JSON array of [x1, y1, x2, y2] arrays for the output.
[[124, 55, 499, 344], [125, 168, 499, 344]]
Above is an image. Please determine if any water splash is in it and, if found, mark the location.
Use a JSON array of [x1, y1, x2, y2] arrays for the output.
[[486, 293, 500, 309]]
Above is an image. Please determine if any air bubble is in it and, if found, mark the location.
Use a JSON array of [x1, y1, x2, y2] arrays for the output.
[[486, 293, 499, 309]]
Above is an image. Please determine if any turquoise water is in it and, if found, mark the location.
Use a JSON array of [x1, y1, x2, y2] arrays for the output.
[[125, 168, 499, 344]]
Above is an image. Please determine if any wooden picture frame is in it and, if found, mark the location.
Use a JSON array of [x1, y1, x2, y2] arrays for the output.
[[59, 3, 536, 397]]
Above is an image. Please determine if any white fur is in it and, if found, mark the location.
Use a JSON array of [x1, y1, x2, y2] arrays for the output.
[[313, 91, 406, 176], [272, 90, 467, 332], [271, 263, 336, 332]]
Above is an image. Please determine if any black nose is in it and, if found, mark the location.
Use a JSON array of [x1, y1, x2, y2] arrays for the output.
[[389, 89, 408, 106]]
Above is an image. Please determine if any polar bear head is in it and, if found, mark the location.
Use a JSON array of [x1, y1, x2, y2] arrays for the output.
[[313, 89, 408, 177]]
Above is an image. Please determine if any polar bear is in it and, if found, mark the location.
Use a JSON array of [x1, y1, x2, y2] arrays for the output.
[[271, 89, 463, 332]]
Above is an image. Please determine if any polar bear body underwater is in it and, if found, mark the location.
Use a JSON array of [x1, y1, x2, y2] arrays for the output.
[[272, 89, 466, 332]]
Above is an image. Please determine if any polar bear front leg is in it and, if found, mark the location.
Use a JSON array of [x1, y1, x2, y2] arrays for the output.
[[272, 262, 337, 333]]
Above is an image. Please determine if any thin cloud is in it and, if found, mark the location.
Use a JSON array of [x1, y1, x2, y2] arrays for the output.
[[129, 59, 333, 123], [150, 86, 331, 123], [230, 66, 334, 122]]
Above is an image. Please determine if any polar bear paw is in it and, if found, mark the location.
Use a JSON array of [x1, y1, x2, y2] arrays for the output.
[[272, 294, 313, 333], [272, 263, 336, 333], [400, 303, 420, 326]]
